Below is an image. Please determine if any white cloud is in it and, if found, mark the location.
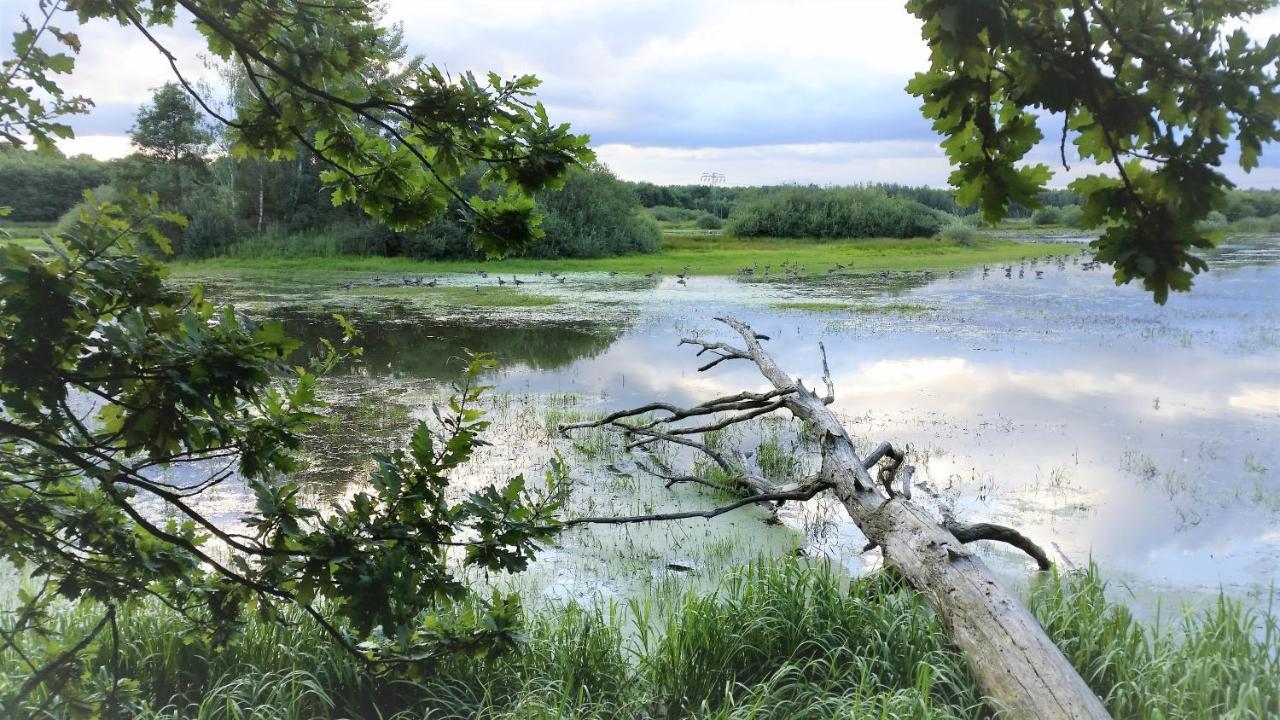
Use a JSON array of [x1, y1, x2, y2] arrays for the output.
[[56, 134, 134, 160], [4, 0, 1273, 187]]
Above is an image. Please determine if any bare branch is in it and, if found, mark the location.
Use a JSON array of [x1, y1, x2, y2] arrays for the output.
[[943, 519, 1053, 571], [564, 481, 830, 526], [633, 459, 738, 493], [818, 340, 835, 404]]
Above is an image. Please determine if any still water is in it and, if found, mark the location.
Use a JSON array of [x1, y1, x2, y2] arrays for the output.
[[189, 237, 1280, 616]]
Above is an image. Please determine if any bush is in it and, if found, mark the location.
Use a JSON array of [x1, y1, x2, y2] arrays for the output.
[[1031, 207, 1063, 226], [695, 213, 722, 230], [1201, 210, 1229, 231], [531, 164, 661, 258], [1058, 205, 1083, 228], [53, 185, 122, 236], [179, 184, 242, 258], [727, 186, 946, 239], [936, 222, 978, 246], [1230, 216, 1270, 233], [224, 220, 395, 258], [401, 215, 479, 260]]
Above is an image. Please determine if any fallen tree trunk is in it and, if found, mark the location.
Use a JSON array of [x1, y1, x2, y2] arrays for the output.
[[562, 317, 1109, 719]]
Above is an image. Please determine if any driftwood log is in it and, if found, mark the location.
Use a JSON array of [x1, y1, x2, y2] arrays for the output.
[[561, 317, 1109, 719]]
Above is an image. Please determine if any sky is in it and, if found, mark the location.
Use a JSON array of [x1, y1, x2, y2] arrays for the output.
[[5, 0, 1280, 188]]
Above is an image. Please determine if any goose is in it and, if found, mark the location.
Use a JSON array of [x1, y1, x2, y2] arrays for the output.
[[425, 278, 438, 287], [557, 276, 566, 284], [497, 277, 506, 286], [513, 276, 525, 285]]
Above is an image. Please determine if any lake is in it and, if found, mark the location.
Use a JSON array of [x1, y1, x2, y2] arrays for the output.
[[170, 236, 1280, 619]]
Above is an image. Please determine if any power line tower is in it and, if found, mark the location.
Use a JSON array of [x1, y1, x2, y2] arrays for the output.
[[699, 171, 725, 186]]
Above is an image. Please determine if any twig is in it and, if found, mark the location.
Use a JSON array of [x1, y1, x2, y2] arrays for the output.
[[564, 483, 830, 526]]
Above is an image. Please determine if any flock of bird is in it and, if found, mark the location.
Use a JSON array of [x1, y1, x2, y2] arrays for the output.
[[336, 248, 1102, 291]]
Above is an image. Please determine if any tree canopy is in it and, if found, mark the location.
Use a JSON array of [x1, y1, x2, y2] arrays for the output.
[[907, 0, 1280, 302], [4, 0, 595, 257], [130, 81, 212, 163]]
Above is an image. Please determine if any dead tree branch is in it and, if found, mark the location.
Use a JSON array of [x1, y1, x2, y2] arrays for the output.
[[558, 316, 1108, 719], [943, 519, 1053, 571]]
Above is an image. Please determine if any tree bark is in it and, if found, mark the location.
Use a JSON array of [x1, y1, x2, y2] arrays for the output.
[[564, 317, 1111, 719], [716, 317, 1109, 719]]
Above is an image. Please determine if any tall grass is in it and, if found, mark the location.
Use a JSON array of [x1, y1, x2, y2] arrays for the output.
[[1029, 566, 1279, 719], [3, 561, 1276, 718]]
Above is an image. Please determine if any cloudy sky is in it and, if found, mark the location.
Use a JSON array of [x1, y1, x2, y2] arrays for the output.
[[9, 0, 1280, 187]]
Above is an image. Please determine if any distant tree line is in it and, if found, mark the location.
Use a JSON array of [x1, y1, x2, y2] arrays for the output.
[[3, 80, 658, 261], [7, 85, 1280, 251], [0, 148, 109, 221]]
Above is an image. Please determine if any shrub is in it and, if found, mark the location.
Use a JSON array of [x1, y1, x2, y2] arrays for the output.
[[727, 186, 946, 239], [53, 185, 122, 236], [531, 164, 661, 258], [1230, 216, 1270, 233], [937, 222, 978, 246], [179, 183, 242, 258], [1031, 207, 1063, 225], [1058, 205, 1083, 228], [1201, 210, 1229, 231], [695, 213, 722, 230]]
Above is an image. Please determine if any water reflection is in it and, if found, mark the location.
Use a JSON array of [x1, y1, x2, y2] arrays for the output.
[[193, 236, 1279, 614], [277, 304, 624, 380]]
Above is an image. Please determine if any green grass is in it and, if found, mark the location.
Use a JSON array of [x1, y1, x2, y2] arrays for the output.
[[3, 561, 1275, 718], [0, 224, 53, 251], [173, 234, 1076, 280]]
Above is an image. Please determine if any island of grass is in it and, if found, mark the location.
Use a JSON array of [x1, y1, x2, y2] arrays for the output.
[[173, 233, 1078, 281]]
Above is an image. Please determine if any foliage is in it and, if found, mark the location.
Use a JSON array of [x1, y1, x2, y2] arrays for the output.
[[0, 194, 569, 715], [0, 1, 92, 153], [531, 164, 661, 258], [727, 186, 947, 239], [0, 560, 983, 718], [1030, 566, 1280, 719], [908, 0, 1280, 302], [4, 559, 1273, 719], [1032, 207, 1063, 226], [936, 221, 978, 245], [0, 147, 108, 222], [4, 0, 592, 257], [130, 82, 213, 164]]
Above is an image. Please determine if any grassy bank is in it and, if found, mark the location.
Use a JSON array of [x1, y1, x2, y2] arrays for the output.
[[3, 561, 1275, 718], [172, 234, 1078, 281]]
